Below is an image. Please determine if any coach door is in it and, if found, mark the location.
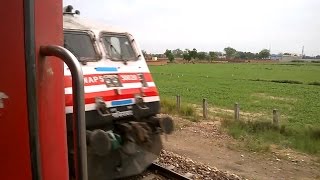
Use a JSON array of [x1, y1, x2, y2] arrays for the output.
[[0, 1, 87, 180]]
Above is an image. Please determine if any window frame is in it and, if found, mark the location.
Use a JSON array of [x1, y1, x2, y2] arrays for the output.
[[100, 32, 140, 62], [63, 29, 102, 62]]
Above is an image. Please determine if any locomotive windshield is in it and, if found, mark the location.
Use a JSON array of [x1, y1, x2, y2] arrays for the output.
[[101, 33, 137, 61], [64, 31, 99, 61]]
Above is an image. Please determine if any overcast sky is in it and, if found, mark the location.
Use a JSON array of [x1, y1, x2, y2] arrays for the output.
[[63, 0, 320, 55]]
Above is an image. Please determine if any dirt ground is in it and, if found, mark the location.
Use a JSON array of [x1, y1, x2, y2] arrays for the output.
[[162, 115, 320, 180]]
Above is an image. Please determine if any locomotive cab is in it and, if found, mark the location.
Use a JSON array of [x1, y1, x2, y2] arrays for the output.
[[63, 6, 173, 180]]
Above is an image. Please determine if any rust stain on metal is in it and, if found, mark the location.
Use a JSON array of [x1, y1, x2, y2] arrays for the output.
[[47, 67, 54, 76]]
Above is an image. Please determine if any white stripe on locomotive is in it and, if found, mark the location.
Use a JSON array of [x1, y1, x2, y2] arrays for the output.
[[65, 96, 160, 113]]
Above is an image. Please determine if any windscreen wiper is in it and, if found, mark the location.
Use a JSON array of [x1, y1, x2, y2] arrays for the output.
[[105, 39, 123, 59]]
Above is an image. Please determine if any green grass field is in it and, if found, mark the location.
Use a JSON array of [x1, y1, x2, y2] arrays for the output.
[[150, 63, 320, 154]]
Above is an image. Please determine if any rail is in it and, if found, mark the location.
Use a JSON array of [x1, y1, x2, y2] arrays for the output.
[[148, 163, 192, 180], [40, 45, 88, 180]]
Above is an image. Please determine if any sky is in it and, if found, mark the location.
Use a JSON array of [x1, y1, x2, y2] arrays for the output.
[[63, 0, 320, 55]]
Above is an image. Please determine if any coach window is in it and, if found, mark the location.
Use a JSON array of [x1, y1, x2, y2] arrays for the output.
[[101, 33, 138, 61], [64, 31, 101, 61]]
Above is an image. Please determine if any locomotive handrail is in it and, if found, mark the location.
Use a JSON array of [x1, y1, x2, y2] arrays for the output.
[[40, 45, 88, 180]]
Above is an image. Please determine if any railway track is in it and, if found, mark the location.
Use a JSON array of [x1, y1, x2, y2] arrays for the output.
[[122, 163, 191, 180], [146, 163, 191, 180], [122, 150, 242, 180]]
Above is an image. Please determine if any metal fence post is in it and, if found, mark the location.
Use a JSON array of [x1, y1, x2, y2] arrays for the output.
[[234, 103, 240, 121], [176, 95, 181, 111], [273, 109, 279, 126], [203, 98, 208, 119]]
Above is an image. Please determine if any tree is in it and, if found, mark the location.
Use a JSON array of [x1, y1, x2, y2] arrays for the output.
[[183, 52, 192, 62], [215, 52, 223, 56], [205, 54, 211, 61], [172, 48, 183, 58], [189, 48, 198, 60], [258, 49, 270, 59], [224, 47, 237, 59], [209, 51, 218, 61], [142, 50, 148, 59], [164, 49, 171, 57], [197, 52, 207, 60], [244, 52, 256, 59], [164, 49, 175, 62], [235, 51, 246, 59]]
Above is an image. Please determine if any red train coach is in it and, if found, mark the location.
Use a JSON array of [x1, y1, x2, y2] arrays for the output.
[[0, 1, 173, 180]]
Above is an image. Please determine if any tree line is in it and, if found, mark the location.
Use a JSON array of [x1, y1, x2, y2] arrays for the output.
[[143, 47, 271, 62]]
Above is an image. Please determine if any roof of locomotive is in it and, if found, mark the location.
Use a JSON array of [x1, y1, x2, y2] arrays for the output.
[[63, 14, 128, 34]]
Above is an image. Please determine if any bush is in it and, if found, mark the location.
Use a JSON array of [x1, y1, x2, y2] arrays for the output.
[[250, 79, 303, 85], [270, 79, 303, 84], [160, 97, 197, 120], [308, 81, 320, 86], [160, 98, 176, 114], [222, 119, 320, 155]]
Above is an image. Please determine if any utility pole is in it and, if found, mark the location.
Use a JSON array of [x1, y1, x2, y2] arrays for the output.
[[269, 44, 271, 59]]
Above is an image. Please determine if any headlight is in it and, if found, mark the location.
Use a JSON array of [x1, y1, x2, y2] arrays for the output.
[[112, 77, 119, 85], [105, 78, 111, 84], [103, 75, 122, 87]]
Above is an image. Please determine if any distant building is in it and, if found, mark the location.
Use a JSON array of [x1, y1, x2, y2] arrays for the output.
[[270, 54, 282, 60], [218, 55, 226, 59]]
